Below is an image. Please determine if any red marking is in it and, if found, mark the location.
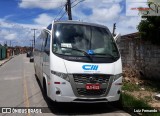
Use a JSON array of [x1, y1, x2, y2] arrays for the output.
[[86, 84, 100, 90], [131, 7, 151, 11], [54, 82, 60, 84]]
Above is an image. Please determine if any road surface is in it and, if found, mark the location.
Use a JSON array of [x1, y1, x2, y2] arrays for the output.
[[0, 54, 131, 116]]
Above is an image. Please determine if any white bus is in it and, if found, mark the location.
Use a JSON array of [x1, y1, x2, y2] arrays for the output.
[[34, 20, 122, 103]]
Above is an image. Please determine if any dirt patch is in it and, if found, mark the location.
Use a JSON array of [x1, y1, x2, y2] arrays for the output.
[[150, 103, 160, 108], [126, 91, 160, 107], [123, 68, 160, 109], [127, 91, 152, 100]]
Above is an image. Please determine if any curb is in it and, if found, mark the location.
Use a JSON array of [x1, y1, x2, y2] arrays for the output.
[[0, 56, 13, 67]]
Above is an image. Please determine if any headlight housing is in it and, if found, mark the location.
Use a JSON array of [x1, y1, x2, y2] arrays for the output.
[[111, 73, 122, 81], [51, 70, 70, 82]]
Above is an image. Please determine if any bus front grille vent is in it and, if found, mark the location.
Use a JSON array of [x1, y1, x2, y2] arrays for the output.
[[73, 74, 110, 84], [77, 88, 106, 96]]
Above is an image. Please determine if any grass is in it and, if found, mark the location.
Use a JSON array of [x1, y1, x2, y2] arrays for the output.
[[122, 93, 150, 108], [123, 78, 160, 92], [122, 93, 160, 116], [122, 82, 140, 91], [122, 77, 160, 115]]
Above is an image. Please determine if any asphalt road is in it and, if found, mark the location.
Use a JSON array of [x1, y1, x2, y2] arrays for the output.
[[0, 54, 131, 116]]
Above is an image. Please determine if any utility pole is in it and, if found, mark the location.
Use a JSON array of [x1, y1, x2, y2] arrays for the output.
[[112, 23, 116, 36], [31, 29, 37, 48], [10, 40, 11, 47], [5, 41, 8, 46], [66, 0, 72, 20], [30, 40, 34, 51]]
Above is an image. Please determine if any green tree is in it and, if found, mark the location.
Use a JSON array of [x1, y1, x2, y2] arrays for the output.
[[138, 16, 160, 45], [137, 1, 160, 45]]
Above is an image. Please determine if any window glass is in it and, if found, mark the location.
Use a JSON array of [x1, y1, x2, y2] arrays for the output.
[[53, 23, 119, 58], [45, 34, 50, 51]]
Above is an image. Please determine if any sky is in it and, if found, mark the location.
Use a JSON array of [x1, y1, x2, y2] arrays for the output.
[[0, 0, 149, 47]]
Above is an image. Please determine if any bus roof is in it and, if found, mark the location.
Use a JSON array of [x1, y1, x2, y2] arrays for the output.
[[47, 20, 109, 31]]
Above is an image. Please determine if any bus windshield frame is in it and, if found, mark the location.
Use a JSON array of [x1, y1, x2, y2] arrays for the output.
[[52, 23, 120, 62]]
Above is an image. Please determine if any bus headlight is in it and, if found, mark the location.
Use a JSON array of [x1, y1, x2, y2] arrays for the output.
[[112, 73, 122, 81], [51, 70, 70, 82], [60, 73, 70, 82]]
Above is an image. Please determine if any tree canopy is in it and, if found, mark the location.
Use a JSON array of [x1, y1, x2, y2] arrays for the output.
[[137, 1, 160, 45]]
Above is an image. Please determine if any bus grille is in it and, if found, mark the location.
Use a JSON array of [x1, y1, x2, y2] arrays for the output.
[[73, 74, 110, 84], [77, 88, 106, 96]]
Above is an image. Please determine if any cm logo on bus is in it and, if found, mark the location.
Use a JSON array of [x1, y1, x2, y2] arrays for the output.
[[82, 65, 98, 70]]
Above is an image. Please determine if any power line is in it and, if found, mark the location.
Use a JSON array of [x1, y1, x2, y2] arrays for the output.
[[57, 11, 67, 21], [71, 0, 85, 8], [71, 0, 79, 4], [71, 0, 77, 4], [56, 0, 85, 21], [56, 0, 72, 21], [56, 0, 76, 21], [54, 5, 66, 21]]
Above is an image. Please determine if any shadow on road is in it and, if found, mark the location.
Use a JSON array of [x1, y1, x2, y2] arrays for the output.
[[48, 102, 121, 115], [35, 74, 122, 115]]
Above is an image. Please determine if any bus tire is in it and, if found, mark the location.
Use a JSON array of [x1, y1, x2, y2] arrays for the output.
[[112, 95, 122, 109], [43, 79, 48, 99]]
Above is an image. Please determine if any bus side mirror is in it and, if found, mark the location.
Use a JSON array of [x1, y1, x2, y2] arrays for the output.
[[114, 33, 121, 42]]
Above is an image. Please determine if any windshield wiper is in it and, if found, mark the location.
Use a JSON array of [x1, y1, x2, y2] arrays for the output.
[[61, 47, 93, 61], [92, 53, 117, 60]]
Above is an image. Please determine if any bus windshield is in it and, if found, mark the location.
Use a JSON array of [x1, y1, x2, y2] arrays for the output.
[[52, 23, 119, 59]]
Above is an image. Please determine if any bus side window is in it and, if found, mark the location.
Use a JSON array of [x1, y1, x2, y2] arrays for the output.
[[44, 32, 50, 55]]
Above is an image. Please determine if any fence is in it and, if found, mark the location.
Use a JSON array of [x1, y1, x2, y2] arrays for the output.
[[0, 45, 7, 60], [117, 33, 160, 80]]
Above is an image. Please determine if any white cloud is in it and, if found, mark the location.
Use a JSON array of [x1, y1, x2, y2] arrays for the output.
[[90, 4, 121, 22], [0, 29, 9, 35], [18, 0, 141, 35], [0, 29, 17, 41], [0, 0, 144, 46], [0, 19, 43, 29], [71, 0, 141, 35], [0, 19, 43, 46], [119, 17, 141, 28], [0, 21, 14, 28], [72, 2, 122, 22], [34, 13, 54, 26], [127, 0, 147, 2], [117, 16, 141, 35], [19, 0, 66, 10], [5, 33, 18, 40]]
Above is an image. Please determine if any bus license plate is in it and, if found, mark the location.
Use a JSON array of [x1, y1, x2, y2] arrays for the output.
[[86, 84, 100, 90]]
